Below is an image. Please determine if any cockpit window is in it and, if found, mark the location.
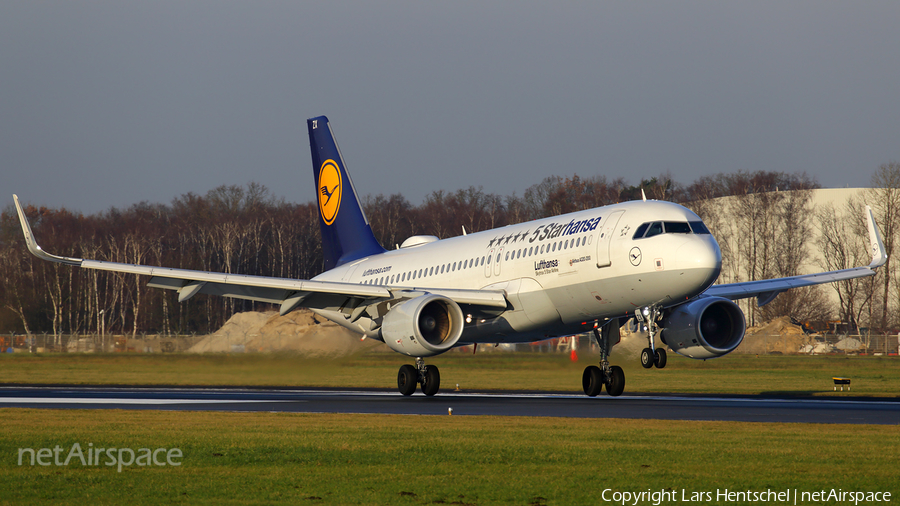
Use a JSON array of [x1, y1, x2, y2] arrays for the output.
[[632, 220, 710, 239], [632, 223, 649, 239], [663, 222, 691, 234], [689, 221, 710, 234], [644, 222, 663, 238]]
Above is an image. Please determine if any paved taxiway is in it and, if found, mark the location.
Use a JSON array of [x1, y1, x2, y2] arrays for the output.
[[1, 386, 897, 424]]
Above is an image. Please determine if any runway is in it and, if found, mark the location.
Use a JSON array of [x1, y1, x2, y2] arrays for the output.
[[1, 386, 897, 424]]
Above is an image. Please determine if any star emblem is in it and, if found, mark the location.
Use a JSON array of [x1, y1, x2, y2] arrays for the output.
[[488, 237, 497, 247]]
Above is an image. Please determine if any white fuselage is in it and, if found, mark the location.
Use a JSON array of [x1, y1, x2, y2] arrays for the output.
[[314, 200, 721, 344]]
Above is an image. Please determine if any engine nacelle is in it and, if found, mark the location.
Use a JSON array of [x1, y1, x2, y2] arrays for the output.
[[381, 295, 465, 357], [660, 297, 746, 359]]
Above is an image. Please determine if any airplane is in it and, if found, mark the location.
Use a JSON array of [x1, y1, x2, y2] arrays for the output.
[[14, 115, 888, 397]]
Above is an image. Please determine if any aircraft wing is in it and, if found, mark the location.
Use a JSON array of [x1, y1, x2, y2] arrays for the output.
[[13, 195, 508, 314], [702, 205, 887, 306]]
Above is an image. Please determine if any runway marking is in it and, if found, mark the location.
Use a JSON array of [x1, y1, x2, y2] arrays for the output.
[[0, 397, 298, 405], [0, 390, 895, 407]]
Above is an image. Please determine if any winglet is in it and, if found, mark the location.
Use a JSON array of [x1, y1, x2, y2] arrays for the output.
[[866, 205, 887, 269], [12, 195, 83, 266]]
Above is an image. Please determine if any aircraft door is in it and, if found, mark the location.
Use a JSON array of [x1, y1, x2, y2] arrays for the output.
[[340, 264, 359, 282], [596, 210, 625, 268], [484, 249, 494, 278], [493, 247, 504, 277]]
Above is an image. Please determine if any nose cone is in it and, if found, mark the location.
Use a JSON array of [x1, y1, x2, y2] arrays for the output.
[[675, 237, 722, 293]]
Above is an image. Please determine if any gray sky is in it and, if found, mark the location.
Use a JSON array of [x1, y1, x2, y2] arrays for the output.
[[2, 2, 899, 215]]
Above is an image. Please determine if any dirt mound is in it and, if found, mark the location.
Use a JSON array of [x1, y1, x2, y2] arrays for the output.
[[614, 331, 660, 359], [735, 316, 809, 354], [188, 312, 274, 353], [835, 337, 863, 351], [188, 309, 374, 356]]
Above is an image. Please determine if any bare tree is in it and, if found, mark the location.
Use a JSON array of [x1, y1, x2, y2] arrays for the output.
[[817, 201, 879, 332], [863, 162, 900, 330]]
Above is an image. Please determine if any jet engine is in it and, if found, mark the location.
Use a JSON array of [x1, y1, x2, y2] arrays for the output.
[[381, 294, 465, 357], [660, 297, 746, 359]]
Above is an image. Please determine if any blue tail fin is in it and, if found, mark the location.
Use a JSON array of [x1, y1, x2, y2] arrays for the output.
[[308, 116, 386, 271]]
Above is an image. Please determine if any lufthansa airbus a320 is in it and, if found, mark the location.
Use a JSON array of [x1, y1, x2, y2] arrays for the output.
[[14, 116, 887, 397]]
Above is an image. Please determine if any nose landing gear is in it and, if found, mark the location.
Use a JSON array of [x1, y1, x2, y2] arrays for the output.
[[638, 307, 667, 369]]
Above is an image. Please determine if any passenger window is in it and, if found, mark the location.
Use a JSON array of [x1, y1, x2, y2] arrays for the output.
[[633, 223, 649, 239], [644, 222, 663, 238], [664, 222, 692, 234]]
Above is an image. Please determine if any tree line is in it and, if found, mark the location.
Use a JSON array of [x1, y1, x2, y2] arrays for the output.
[[2, 164, 898, 342]]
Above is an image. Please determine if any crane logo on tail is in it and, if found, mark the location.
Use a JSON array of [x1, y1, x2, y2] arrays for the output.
[[318, 159, 342, 226]]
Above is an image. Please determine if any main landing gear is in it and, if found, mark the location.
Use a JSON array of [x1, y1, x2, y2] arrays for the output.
[[583, 322, 625, 397], [397, 358, 441, 397], [637, 307, 667, 370]]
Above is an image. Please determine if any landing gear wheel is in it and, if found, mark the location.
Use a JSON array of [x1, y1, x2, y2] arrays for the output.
[[397, 364, 417, 396], [654, 349, 667, 369], [606, 366, 625, 397], [582, 365, 604, 397], [421, 365, 441, 397], [640, 348, 654, 369]]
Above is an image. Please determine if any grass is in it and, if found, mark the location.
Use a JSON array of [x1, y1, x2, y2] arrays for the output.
[[1, 352, 897, 504], [0, 350, 898, 397], [1, 409, 897, 505]]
